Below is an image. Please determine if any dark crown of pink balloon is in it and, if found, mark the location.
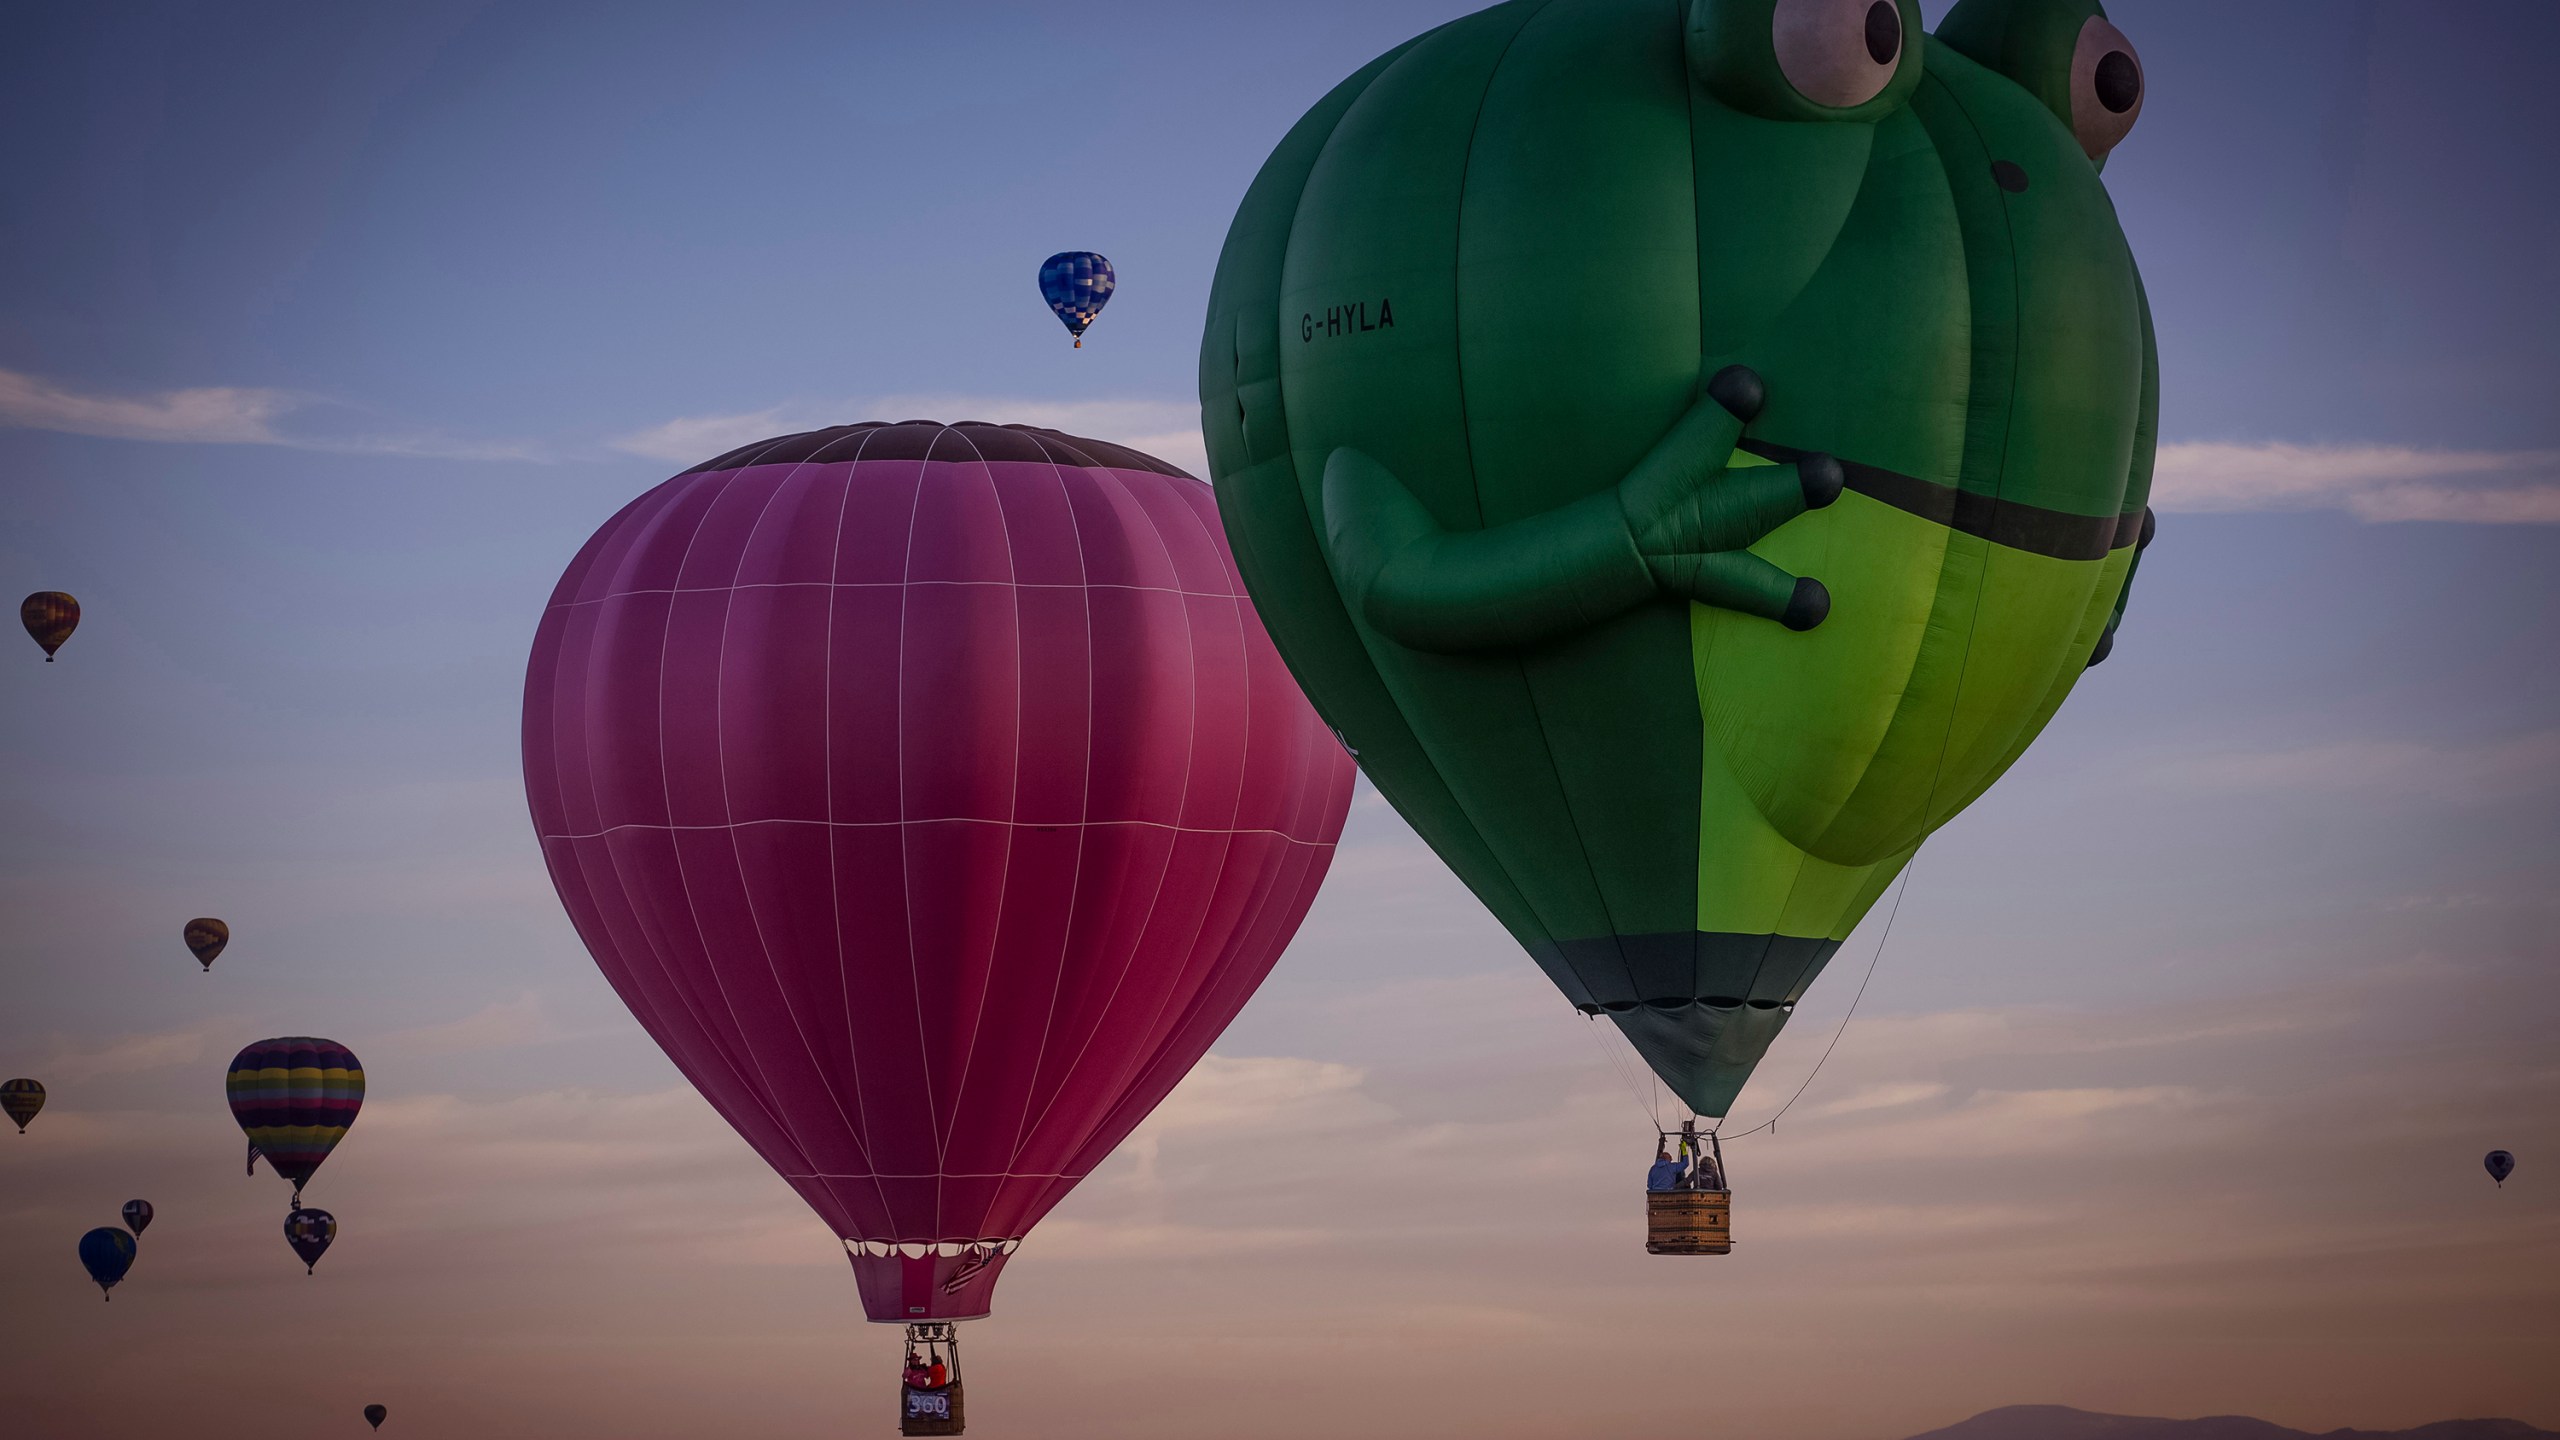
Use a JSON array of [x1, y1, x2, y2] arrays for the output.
[[684, 420, 1193, 479]]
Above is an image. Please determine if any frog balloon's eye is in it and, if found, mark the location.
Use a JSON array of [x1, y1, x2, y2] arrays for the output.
[[2069, 15, 2143, 159], [1772, 0, 1904, 109]]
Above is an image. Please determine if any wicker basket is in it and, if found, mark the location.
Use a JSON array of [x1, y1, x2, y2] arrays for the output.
[[1646, 1188, 1732, 1255]]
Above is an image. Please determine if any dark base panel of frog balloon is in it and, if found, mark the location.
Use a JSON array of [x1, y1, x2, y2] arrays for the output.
[[1201, 0, 2160, 1115]]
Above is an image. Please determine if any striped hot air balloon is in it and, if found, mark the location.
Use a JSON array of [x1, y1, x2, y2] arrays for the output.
[[226, 1039, 363, 1204], [2, 1078, 44, 1133]]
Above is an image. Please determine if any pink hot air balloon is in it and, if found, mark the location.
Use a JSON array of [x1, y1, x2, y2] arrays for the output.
[[523, 420, 1353, 1335]]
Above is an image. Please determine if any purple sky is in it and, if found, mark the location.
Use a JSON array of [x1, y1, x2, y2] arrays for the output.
[[2, 2, 2555, 1437]]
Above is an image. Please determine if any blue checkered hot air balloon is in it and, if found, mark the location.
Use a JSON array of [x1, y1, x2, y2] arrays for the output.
[[1038, 251, 1114, 348]]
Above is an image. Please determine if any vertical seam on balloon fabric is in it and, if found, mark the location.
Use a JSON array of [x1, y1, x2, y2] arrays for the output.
[[1469, 0, 1629, 981], [994, 448, 1092, 1214], [1086, 475, 1255, 1153], [1806, 77, 1996, 857], [1736, 75, 2007, 1100], [1266, 27, 1546, 945], [1008, 461, 1203, 1161], [931, 425, 1019, 1228], [823, 424, 903, 1230], [715, 456, 885, 1188], [1912, 71, 2013, 835], [1014, 435, 1247, 1203], [604, 471, 808, 1155], [1448, 0, 1556, 533], [646, 468, 822, 1174], [557, 481, 707, 1081], [1168, 476, 1257, 842], [1055, 475, 1267, 1187], [896, 435, 941, 1196]]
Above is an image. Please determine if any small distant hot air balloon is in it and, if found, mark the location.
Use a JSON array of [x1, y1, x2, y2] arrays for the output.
[[184, 918, 230, 973], [2486, 1150, 2516, 1187], [21, 591, 79, 660], [364, 1404, 388, 1429], [285, 1208, 338, 1274], [226, 1039, 363, 1206], [1037, 251, 1114, 347], [79, 1227, 136, 1299], [2, 1078, 43, 1133], [122, 1200, 154, 1236]]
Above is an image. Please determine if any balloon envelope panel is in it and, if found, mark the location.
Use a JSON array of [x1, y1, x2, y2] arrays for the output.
[[522, 421, 1352, 1313]]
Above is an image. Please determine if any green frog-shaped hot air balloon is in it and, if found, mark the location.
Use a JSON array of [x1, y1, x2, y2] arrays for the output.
[[1201, 0, 2156, 1121]]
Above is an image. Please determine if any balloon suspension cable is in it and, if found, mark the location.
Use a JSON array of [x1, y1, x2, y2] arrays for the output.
[[1583, 1009, 1661, 1130], [1712, 863, 1916, 1143]]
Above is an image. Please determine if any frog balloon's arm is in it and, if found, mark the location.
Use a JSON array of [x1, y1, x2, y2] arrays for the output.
[[1317, 367, 1844, 656]]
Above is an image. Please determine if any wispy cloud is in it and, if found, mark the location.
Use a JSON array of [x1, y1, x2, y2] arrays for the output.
[[37, 1022, 220, 1084], [0, 367, 545, 461], [379, 991, 562, 1057], [608, 405, 796, 465], [2141, 727, 2560, 801], [2152, 440, 2560, 522], [0, 368, 294, 444], [610, 395, 1208, 478], [1805, 1080, 1950, 1118]]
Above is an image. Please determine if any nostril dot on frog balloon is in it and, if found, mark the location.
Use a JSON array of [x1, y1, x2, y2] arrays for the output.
[[1992, 160, 2029, 193]]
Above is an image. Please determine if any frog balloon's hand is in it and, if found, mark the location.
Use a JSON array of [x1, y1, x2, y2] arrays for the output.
[[1318, 365, 1840, 656], [2086, 506, 2156, 667], [1623, 366, 1842, 633]]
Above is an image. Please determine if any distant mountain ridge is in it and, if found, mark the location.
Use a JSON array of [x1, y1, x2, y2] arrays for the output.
[[1905, 1406, 2559, 1440]]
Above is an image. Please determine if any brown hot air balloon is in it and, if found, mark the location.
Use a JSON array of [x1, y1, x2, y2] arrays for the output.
[[184, 918, 230, 973], [20, 592, 78, 660]]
